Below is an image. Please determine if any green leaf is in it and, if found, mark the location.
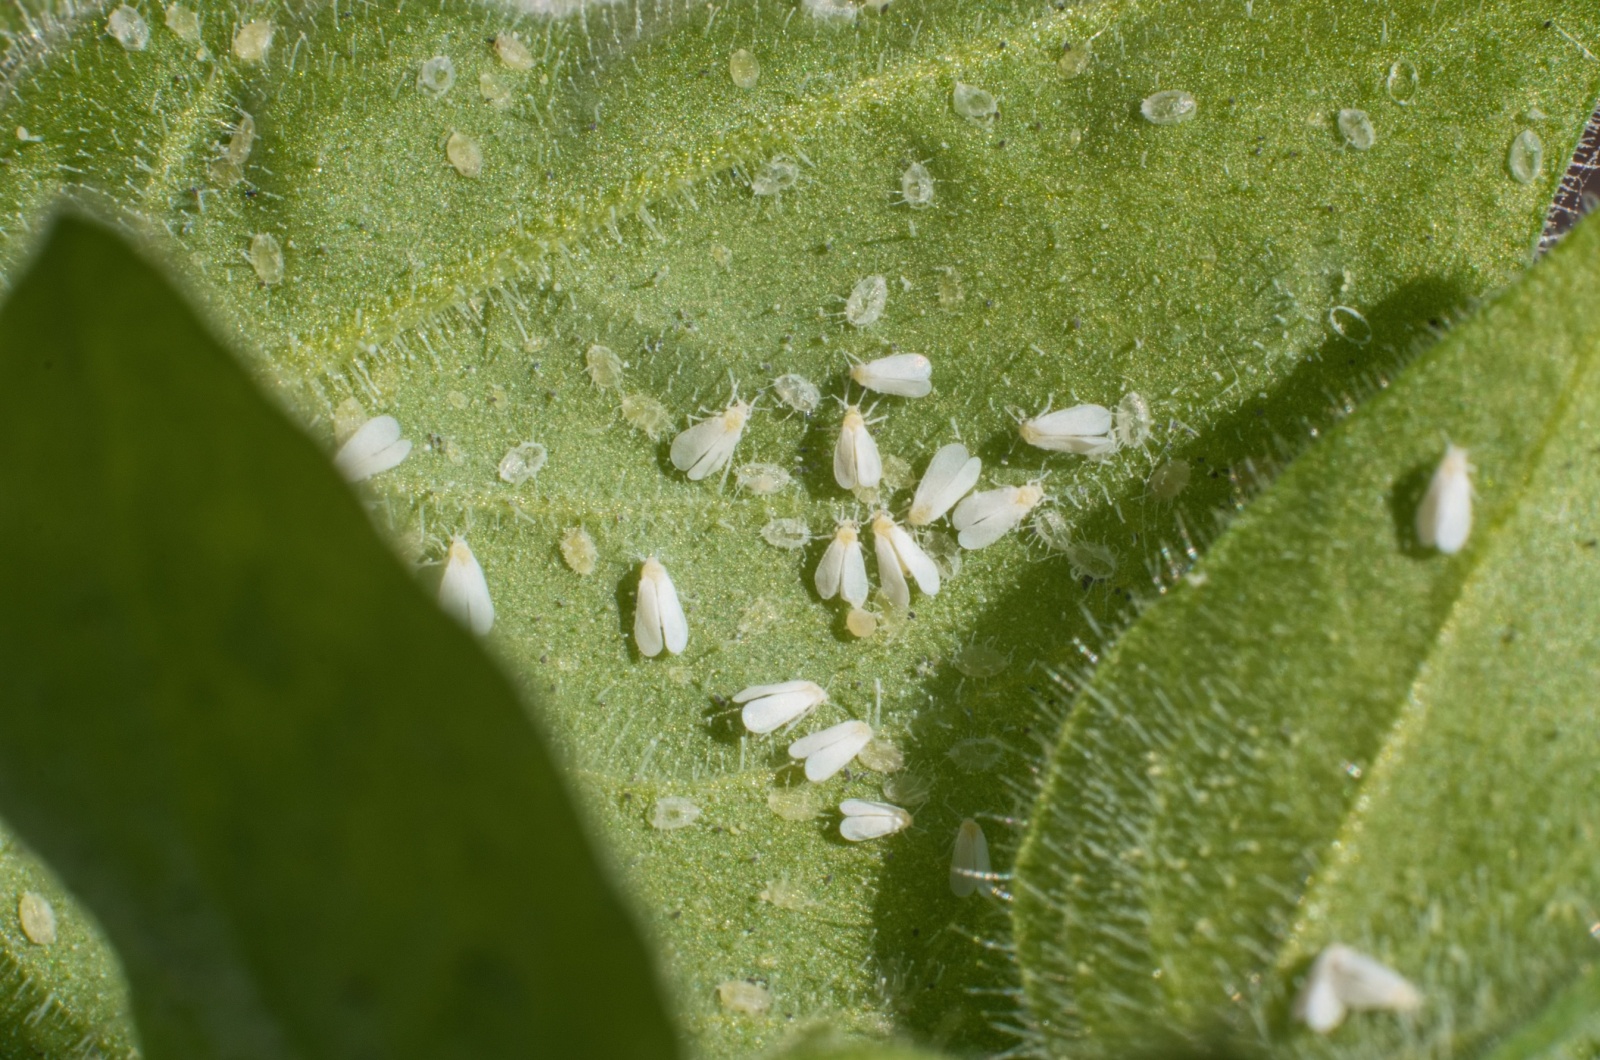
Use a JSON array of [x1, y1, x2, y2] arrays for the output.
[[2, 0, 1598, 1053], [1479, 962, 1600, 1060], [0, 217, 677, 1059], [0, 825, 137, 1058], [1013, 207, 1600, 1056]]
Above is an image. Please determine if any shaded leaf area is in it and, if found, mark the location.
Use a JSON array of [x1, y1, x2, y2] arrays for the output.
[[0, 0, 1596, 1055], [0, 218, 677, 1059], [1480, 963, 1600, 1060], [1012, 209, 1600, 1057], [780, 1037, 959, 1060]]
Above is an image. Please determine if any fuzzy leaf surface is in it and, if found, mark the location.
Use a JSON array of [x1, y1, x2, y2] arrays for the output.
[[1013, 207, 1600, 1057], [0, 0, 1597, 1054]]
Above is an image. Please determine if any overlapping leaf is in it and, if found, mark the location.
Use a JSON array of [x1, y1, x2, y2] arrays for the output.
[[0, 217, 677, 1060], [1014, 205, 1600, 1058]]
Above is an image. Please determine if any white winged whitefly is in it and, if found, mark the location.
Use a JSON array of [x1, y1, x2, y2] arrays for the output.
[[870, 511, 940, 609], [949, 818, 992, 897], [848, 352, 933, 398], [952, 481, 1047, 550], [815, 519, 870, 608], [1415, 443, 1472, 554], [670, 391, 755, 481], [838, 799, 913, 841], [788, 720, 873, 782], [438, 536, 494, 635], [1293, 943, 1422, 1033], [907, 443, 981, 526], [634, 556, 688, 657], [1017, 402, 1119, 455], [333, 414, 412, 482], [734, 680, 829, 734], [833, 402, 884, 491]]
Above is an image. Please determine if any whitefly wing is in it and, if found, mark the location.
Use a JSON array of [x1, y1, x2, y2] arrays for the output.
[[833, 416, 861, 489], [815, 533, 850, 600], [334, 415, 412, 481], [888, 522, 940, 595], [852, 353, 933, 398], [839, 799, 912, 841], [1036, 403, 1112, 436], [789, 720, 872, 781], [953, 488, 1024, 550], [1294, 944, 1420, 1034], [1294, 966, 1346, 1033], [838, 537, 869, 607], [633, 566, 665, 657], [834, 411, 881, 490], [1416, 444, 1472, 554], [672, 411, 742, 480], [909, 443, 981, 525], [949, 818, 992, 897], [1327, 945, 1422, 1011], [1021, 403, 1116, 454], [852, 418, 882, 489], [652, 563, 689, 654], [733, 679, 815, 703], [874, 525, 911, 609], [737, 681, 827, 734], [438, 537, 494, 635]]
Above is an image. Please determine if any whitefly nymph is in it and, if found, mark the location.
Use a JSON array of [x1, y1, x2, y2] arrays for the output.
[[844, 275, 889, 328], [772, 372, 822, 414], [899, 161, 934, 209], [1113, 391, 1153, 449], [751, 156, 800, 197]]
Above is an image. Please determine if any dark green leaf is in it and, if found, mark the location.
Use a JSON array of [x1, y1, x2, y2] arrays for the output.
[[0, 217, 678, 1059]]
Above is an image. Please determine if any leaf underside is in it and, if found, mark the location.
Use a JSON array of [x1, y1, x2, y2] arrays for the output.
[[1014, 194, 1600, 1058], [0, 0, 1596, 1054]]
